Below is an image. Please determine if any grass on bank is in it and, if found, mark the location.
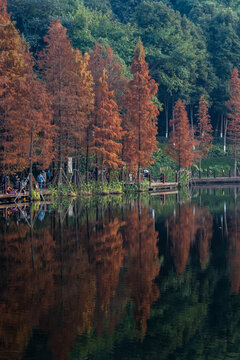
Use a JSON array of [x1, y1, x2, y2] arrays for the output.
[[150, 137, 237, 180]]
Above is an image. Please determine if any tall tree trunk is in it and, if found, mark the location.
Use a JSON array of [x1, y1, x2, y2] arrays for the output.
[[234, 136, 237, 177], [190, 105, 194, 134], [29, 128, 33, 200], [165, 100, 169, 138], [58, 62, 63, 185], [224, 117, 227, 153], [215, 113, 220, 136], [85, 126, 89, 184], [220, 113, 223, 138], [107, 168, 111, 185], [138, 93, 141, 191], [101, 164, 104, 187], [172, 100, 175, 132], [30, 206, 35, 270], [137, 162, 140, 190]]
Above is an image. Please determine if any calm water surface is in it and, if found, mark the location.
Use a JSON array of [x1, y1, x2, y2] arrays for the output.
[[1, 188, 240, 360]]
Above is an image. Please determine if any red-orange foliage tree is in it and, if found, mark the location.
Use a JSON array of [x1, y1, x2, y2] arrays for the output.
[[0, 1, 54, 179], [89, 42, 127, 182], [124, 39, 159, 186], [196, 96, 213, 168], [91, 71, 124, 184], [227, 67, 240, 176], [167, 99, 195, 170], [89, 42, 127, 109], [39, 19, 84, 184], [72, 50, 94, 184]]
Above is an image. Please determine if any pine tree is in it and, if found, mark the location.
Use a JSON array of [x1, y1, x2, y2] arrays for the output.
[[167, 99, 194, 170], [196, 96, 213, 169], [227, 68, 240, 176], [124, 39, 159, 186], [91, 71, 124, 185]]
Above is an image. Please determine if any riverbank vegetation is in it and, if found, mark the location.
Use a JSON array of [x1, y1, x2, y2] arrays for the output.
[[2, 0, 240, 195]]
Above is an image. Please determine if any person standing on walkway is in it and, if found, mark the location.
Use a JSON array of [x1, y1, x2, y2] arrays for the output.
[[42, 170, 47, 187], [37, 173, 44, 190]]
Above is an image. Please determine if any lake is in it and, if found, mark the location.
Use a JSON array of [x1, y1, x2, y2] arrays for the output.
[[0, 188, 240, 360]]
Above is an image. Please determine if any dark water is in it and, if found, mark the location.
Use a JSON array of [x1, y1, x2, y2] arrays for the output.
[[1, 188, 240, 360]]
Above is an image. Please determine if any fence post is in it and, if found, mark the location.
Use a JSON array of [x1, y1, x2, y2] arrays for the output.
[[214, 170, 216, 178], [222, 169, 225, 177], [175, 172, 178, 183], [162, 173, 165, 184], [207, 169, 209, 178], [192, 170, 195, 178], [199, 170, 201, 179]]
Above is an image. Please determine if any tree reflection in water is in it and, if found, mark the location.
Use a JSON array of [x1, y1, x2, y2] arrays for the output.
[[0, 200, 160, 359], [168, 204, 213, 274], [229, 199, 240, 295], [2, 192, 240, 360]]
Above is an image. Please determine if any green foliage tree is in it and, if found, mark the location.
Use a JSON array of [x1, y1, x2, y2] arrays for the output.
[[69, 2, 136, 64], [134, 1, 214, 137], [7, 0, 79, 53]]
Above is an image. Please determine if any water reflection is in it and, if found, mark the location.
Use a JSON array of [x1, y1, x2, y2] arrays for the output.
[[0, 199, 159, 359], [228, 199, 240, 295], [1, 190, 240, 359], [122, 206, 159, 339], [168, 205, 213, 274]]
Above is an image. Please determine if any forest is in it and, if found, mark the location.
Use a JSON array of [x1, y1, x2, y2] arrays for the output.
[[1, 0, 240, 193]]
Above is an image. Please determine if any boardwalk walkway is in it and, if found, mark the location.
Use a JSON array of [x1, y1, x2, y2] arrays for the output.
[[149, 182, 178, 192], [191, 177, 240, 186], [0, 189, 52, 204]]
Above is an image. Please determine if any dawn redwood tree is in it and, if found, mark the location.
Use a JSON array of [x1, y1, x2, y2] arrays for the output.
[[89, 42, 127, 110], [72, 50, 94, 184], [167, 99, 194, 170], [0, 0, 27, 173], [196, 96, 213, 169], [124, 39, 159, 186], [89, 42, 127, 182], [227, 68, 240, 176], [91, 71, 124, 184], [22, 54, 54, 194], [0, 0, 54, 183], [38, 19, 78, 184]]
